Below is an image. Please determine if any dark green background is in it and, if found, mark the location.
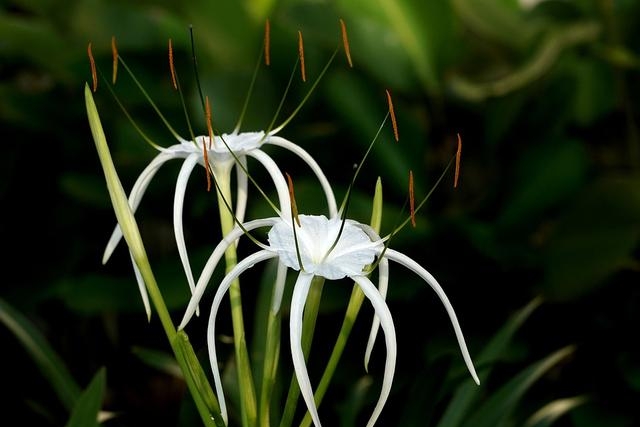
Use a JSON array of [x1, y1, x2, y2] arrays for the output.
[[1, 0, 639, 426]]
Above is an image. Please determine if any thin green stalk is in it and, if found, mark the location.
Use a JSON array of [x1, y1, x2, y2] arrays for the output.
[[258, 308, 282, 427], [215, 173, 258, 427], [85, 84, 222, 427], [278, 277, 325, 427], [258, 263, 287, 427], [299, 286, 365, 427]]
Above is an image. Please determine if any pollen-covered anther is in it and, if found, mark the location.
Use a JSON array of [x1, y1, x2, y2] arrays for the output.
[[385, 89, 399, 142], [298, 30, 306, 82], [339, 18, 353, 68], [455, 133, 462, 188], [409, 170, 416, 227], [169, 38, 178, 90], [87, 42, 97, 92], [111, 36, 118, 84], [264, 19, 271, 66]]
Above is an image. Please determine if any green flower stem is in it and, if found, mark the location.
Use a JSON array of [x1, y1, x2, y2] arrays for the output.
[[215, 175, 258, 427], [258, 306, 282, 427], [299, 285, 365, 427], [278, 277, 325, 427], [85, 84, 222, 427]]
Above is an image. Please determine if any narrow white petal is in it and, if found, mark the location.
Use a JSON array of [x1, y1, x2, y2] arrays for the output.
[[246, 149, 290, 215], [353, 275, 396, 427], [289, 273, 323, 427], [207, 250, 277, 425], [129, 251, 151, 321], [344, 222, 391, 370], [267, 136, 338, 217], [364, 256, 389, 372], [103, 152, 176, 264], [384, 248, 480, 385], [174, 154, 200, 316], [271, 261, 288, 313], [178, 217, 279, 330], [234, 156, 249, 226]]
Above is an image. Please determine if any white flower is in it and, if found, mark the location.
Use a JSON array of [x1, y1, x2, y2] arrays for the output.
[[102, 129, 337, 318], [179, 213, 480, 427]]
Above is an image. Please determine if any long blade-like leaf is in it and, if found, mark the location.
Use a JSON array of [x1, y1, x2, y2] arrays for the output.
[[64, 367, 106, 427], [461, 345, 576, 427], [436, 296, 543, 427], [0, 297, 81, 411]]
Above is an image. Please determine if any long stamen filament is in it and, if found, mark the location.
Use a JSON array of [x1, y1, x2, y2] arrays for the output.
[[234, 35, 266, 134], [189, 25, 207, 114], [286, 173, 305, 271], [117, 55, 183, 141], [270, 47, 339, 135]]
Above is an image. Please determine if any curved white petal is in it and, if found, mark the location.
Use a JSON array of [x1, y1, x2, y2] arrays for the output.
[[129, 251, 151, 321], [103, 152, 176, 264], [289, 272, 322, 427], [384, 248, 480, 385], [246, 149, 290, 215], [174, 153, 200, 316], [234, 155, 249, 226], [352, 275, 396, 427], [356, 224, 390, 371], [364, 256, 389, 372], [206, 250, 277, 426], [271, 261, 288, 313], [267, 136, 338, 217], [179, 217, 279, 330]]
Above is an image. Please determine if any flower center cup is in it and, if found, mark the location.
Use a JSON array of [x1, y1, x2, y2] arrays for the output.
[[267, 214, 378, 280]]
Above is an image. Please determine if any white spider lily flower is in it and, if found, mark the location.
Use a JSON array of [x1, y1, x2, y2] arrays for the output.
[[179, 214, 479, 427], [102, 130, 337, 318]]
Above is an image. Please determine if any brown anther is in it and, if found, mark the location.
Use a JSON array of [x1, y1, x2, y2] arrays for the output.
[[339, 18, 353, 68], [286, 172, 301, 226], [454, 133, 462, 188], [87, 42, 97, 92], [298, 30, 306, 82], [203, 95, 215, 192], [386, 89, 399, 141], [205, 95, 214, 150], [409, 170, 416, 227], [111, 36, 118, 84], [169, 38, 178, 90], [264, 19, 271, 66]]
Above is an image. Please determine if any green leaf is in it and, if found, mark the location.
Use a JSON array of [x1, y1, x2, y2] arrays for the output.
[[524, 395, 589, 427], [461, 345, 576, 427], [64, 367, 106, 427], [131, 346, 183, 378], [172, 331, 224, 426], [0, 297, 81, 411], [436, 296, 543, 427]]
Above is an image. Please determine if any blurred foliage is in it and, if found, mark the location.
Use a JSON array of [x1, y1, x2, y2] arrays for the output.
[[1, 0, 639, 426]]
